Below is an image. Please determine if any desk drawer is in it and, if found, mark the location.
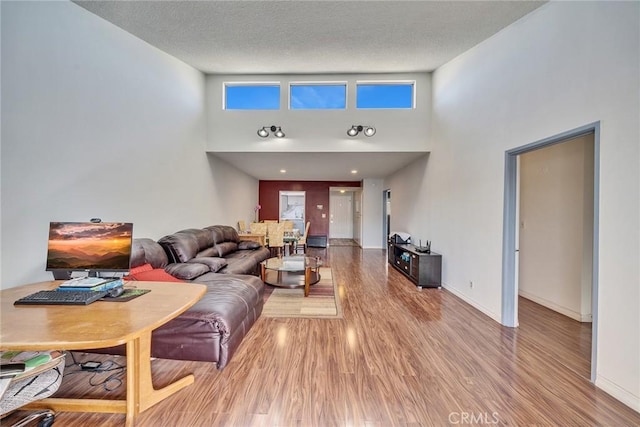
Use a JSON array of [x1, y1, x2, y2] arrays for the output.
[[395, 258, 410, 274]]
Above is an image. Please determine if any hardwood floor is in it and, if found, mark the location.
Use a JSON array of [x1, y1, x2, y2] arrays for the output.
[[4, 247, 639, 426]]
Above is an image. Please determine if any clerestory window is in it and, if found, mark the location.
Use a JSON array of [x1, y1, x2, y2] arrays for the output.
[[289, 83, 347, 110], [356, 82, 415, 109], [224, 83, 280, 110]]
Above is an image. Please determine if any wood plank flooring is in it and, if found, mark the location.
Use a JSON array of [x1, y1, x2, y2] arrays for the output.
[[4, 246, 639, 426]]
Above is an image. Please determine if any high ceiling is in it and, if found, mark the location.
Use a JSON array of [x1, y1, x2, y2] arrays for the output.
[[74, 1, 545, 75], [74, 0, 546, 180]]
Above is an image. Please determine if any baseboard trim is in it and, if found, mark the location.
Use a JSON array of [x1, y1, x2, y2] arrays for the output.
[[442, 283, 502, 324], [518, 290, 591, 322], [596, 375, 640, 413]]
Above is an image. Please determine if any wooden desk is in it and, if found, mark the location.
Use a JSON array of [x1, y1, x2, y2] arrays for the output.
[[0, 281, 206, 426], [238, 232, 266, 246]]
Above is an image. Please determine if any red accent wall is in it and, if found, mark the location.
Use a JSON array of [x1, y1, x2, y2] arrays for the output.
[[258, 181, 361, 236]]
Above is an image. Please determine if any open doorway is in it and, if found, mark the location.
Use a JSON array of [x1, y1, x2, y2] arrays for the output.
[[383, 189, 391, 244], [502, 122, 599, 382], [279, 191, 305, 232]]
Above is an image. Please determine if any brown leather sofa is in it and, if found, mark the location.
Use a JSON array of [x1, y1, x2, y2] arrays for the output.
[[158, 225, 270, 277], [96, 226, 270, 369]]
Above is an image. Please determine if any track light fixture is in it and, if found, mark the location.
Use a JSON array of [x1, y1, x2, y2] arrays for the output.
[[257, 125, 285, 138], [347, 125, 376, 137]]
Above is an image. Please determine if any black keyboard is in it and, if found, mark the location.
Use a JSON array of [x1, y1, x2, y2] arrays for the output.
[[14, 290, 108, 306]]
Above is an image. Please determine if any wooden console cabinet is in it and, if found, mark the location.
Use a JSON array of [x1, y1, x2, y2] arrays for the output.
[[388, 240, 442, 289]]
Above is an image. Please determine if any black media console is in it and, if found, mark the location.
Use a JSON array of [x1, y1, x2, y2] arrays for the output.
[[388, 239, 442, 289]]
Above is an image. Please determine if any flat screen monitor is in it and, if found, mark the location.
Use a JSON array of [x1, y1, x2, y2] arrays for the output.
[[46, 222, 133, 277]]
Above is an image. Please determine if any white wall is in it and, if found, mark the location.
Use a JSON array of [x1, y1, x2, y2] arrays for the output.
[[0, 1, 257, 288], [207, 154, 259, 232], [361, 178, 384, 248], [205, 74, 431, 153], [518, 134, 594, 322], [389, 1, 639, 410], [384, 154, 430, 244], [353, 189, 363, 246]]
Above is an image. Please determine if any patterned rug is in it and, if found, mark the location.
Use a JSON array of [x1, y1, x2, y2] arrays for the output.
[[262, 268, 342, 318]]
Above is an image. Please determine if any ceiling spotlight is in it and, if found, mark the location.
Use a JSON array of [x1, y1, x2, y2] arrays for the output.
[[257, 125, 285, 138], [347, 125, 362, 137], [347, 125, 376, 137]]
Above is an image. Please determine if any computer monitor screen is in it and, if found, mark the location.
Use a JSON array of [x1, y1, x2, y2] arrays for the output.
[[46, 222, 133, 274]]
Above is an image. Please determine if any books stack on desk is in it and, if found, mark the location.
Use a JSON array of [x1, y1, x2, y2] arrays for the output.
[[57, 277, 123, 292]]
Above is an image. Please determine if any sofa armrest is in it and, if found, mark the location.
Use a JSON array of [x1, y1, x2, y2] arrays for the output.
[[187, 257, 227, 272], [165, 263, 210, 280]]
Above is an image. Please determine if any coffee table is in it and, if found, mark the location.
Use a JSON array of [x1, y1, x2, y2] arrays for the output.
[[0, 280, 206, 426], [261, 256, 322, 297]]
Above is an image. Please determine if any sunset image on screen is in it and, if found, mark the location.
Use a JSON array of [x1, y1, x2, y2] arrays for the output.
[[46, 222, 133, 270]]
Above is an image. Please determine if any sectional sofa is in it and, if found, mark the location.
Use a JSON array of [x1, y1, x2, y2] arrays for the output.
[[99, 225, 271, 369], [158, 225, 270, 277]]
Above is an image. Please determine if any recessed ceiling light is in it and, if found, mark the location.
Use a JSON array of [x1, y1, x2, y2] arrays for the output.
[[340, 190, 345, 193], [280, 169, 286, 173], [351, 170, 358, 174]]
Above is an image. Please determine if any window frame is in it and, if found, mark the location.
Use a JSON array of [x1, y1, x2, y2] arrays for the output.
[[223, 81, 281, 110], [288, 81, 348, 110], [355, 80, 416, 109]]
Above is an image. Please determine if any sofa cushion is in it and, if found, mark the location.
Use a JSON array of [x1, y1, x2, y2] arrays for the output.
[[218, 257, 259, 275], [187, 257, 227, 273], [158, 233, 199, 263], [238, 240, 261, 250], [130, 238, 168, 269], [196, 247, 219, 258], [129, 263, 154, 275], [165, 262, 210, 280], [216, 242, 238, 257], [205, 225, 226, 245], [222, 226, 240, 243], [127, 268, 184, 283], [179, 228, 214, 251]]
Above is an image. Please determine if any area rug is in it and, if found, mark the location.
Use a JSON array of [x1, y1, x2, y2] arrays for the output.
[[262, 268, 342, 319], [328, 238, 359, 247]]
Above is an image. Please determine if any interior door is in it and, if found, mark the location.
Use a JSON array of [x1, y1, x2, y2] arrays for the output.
[[329, 193, 353, 238]]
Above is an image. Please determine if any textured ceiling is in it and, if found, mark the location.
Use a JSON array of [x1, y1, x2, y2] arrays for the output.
[[74, 0, 545, 74], [73, 0, 546, 180]]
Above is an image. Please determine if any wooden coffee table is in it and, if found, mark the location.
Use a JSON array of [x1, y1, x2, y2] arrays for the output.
[[0, 280, 206, 426], [261, 256, 322, 297]]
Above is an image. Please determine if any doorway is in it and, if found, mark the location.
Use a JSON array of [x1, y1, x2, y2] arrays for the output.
[[279, 191, 305, 232], [502, 122, 600, 382], [383, 189, 391, 243], [329, 192, 353, 239]]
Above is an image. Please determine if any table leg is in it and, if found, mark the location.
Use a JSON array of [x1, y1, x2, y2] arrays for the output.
[[132, 333, 195, 415], [25, 335, 195, 426], [304, 266, 311, 297]]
